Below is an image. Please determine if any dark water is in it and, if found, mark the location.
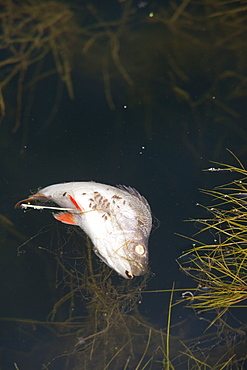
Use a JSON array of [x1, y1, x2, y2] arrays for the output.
[[1, 0, 247, 369]]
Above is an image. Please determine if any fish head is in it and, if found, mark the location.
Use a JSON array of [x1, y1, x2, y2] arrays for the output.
[[93, 234, 149, 279], [107, 234, 149, 279], [124, 238, 149, 278]]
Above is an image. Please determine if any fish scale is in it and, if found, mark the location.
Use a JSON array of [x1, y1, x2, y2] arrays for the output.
[[15, 181, 152, 279]]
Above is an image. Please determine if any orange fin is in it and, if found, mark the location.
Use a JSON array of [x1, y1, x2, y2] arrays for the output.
[[54, 212, 78, 225], [68, 194, 84, 211]]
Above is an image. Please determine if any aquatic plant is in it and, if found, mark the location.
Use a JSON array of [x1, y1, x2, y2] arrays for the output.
[[178, 157, 247, 332], [2, 0, 247, 137], [0, 0, 79, 150], [15, 231, 169, 369], [4, 216, 246, 369]]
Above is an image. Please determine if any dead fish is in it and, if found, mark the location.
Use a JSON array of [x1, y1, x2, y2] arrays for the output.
[[15, 182, 152, 279]]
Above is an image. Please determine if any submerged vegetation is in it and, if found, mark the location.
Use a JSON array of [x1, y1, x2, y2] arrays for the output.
[[1, 0, 247, 150], [0, 0, 79, 154]]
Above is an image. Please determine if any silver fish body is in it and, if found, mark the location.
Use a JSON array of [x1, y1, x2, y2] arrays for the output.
[[16, 182, 152, 279]]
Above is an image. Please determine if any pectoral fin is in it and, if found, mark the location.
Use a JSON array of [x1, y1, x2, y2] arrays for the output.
[[54, 212, 78, 225]]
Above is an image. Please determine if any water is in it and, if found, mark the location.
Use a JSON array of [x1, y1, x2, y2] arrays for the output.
[[1, 0, 247, 368]]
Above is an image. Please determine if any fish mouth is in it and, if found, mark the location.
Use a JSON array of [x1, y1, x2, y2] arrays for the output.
[[125, 263, 148, 279], [125, 270, 134, 279], [127, 259, 148, 278], [119, 245, 149, 279]]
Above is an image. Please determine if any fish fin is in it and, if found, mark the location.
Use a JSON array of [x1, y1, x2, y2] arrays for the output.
[[68, 194, 84, 211], [116, 185, 151, 211], [14, 193, 46, 209], [15, 198, 32, 209], [54, 212, 78, 225]]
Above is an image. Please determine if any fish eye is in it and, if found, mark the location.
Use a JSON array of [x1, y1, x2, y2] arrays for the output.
[[135, 244, 145, 255]]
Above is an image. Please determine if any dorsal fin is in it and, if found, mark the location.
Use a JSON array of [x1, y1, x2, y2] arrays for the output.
[[116, 185, 151, 211]]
